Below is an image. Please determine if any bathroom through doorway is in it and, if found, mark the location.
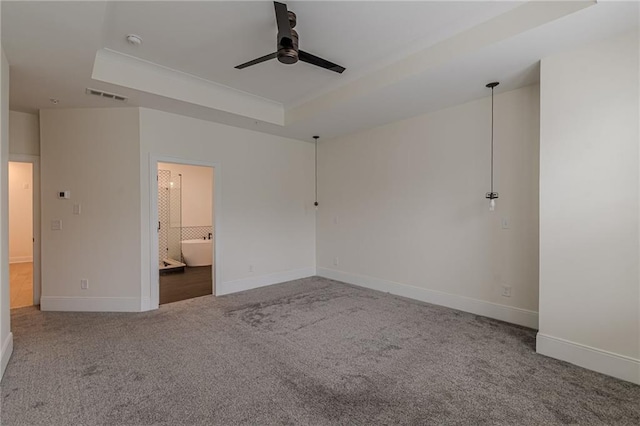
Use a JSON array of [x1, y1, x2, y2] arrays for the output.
[[157, 161, 215, 305]]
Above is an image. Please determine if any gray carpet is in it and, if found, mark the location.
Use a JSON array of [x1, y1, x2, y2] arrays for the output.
[[1, 277, 639, 425]]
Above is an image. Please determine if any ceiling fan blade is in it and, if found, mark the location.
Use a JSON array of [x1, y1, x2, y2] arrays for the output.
[[235, 52, 278, 69], [298, 50, 345, 74], [274, 2, 292, 48]]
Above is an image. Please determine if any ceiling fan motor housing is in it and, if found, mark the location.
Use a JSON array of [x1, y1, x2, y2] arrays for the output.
[[277, 28, 299, 64], [277, 11, 298, 64], [234, 3, 344, 73]]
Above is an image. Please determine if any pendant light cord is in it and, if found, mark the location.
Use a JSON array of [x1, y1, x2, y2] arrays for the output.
[[313, 136, 319, 207], [485, 81, 499, 197], [490, 86, 494, 194]]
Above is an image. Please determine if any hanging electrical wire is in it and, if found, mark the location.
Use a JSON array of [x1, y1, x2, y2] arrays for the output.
[[313, 135, 319, 209], [485, 82, 499, 211]]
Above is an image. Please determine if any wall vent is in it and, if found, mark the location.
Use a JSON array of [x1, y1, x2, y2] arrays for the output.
[[85, 88, 128, 102]]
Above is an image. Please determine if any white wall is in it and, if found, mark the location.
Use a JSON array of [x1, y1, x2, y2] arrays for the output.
[[36, 106, 314, 311], [538, 31, 640, 384], [317, 85, 540, 328], [140, 108, 316, 300], [8, 162, 32, 263], [1, 46, 13, 378], [158, 162, 213, 228], [39, 108, 141, 311], [9, 111, 39, 156]]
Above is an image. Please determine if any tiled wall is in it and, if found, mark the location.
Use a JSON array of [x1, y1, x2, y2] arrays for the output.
[[158, 170, 171, 264], [158, 170, 213, 265], [181, 226, 214, 241]]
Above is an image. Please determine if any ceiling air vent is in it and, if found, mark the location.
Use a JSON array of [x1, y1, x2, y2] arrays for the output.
[[85, 88, 128, 102]]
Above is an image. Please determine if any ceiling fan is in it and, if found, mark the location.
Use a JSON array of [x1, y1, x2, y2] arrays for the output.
[[235, 2, 345, 74]]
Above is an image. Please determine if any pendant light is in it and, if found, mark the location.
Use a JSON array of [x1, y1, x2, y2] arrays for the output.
[[313, 135, 319, 209], [485, 82, 499, 211]]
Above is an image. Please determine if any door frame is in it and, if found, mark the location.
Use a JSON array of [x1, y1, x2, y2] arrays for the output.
[[8, 154, 40, 306], [149, 155, 220, 309]]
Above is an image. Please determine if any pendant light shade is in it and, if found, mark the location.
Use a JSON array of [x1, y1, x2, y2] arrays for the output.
[[485, 82, 499, 211]]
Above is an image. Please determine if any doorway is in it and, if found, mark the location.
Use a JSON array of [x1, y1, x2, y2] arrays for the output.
[[157, 161, 215, 305], [8, 156, 40, 308]]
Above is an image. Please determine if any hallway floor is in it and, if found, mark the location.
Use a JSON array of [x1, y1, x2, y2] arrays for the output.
[[10, 262, 33, 308]]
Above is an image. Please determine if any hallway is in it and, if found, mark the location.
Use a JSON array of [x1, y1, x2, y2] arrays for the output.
[[10, 262, 33, 308]]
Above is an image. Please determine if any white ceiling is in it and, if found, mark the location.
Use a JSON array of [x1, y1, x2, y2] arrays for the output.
[[102, 1, 522, 106], [2, 1, 638, 142]]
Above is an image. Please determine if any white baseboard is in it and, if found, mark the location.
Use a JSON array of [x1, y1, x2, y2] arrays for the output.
[[216, 267, 316, 296], [40, 296, 142, 312], [317, 268, 539, 329], [1, 332, 13, 380], [140, 297, 151, 312], [536, 333, 640, 384], [9, 256, 32, 264]]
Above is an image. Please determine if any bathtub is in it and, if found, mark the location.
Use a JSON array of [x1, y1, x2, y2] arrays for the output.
[[181, 239, 213, 267]]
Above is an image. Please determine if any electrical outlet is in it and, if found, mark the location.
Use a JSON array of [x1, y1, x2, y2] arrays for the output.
[[501, 285, 511, 298], [248, 264, 254, 273], [80, 279, 88, 290], [333, 256, 339, 266], [501, 217, 510, 229]]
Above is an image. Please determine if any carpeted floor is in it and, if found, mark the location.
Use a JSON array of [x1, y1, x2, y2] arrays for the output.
[[1, 277, 639, 425]]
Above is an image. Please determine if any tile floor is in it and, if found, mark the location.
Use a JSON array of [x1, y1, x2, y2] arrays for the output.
[[10, 262, 33, 308]]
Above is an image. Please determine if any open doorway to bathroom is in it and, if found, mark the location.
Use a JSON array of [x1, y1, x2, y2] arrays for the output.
[[8, 160, 37, 308], [157, 162, 214, 304]]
